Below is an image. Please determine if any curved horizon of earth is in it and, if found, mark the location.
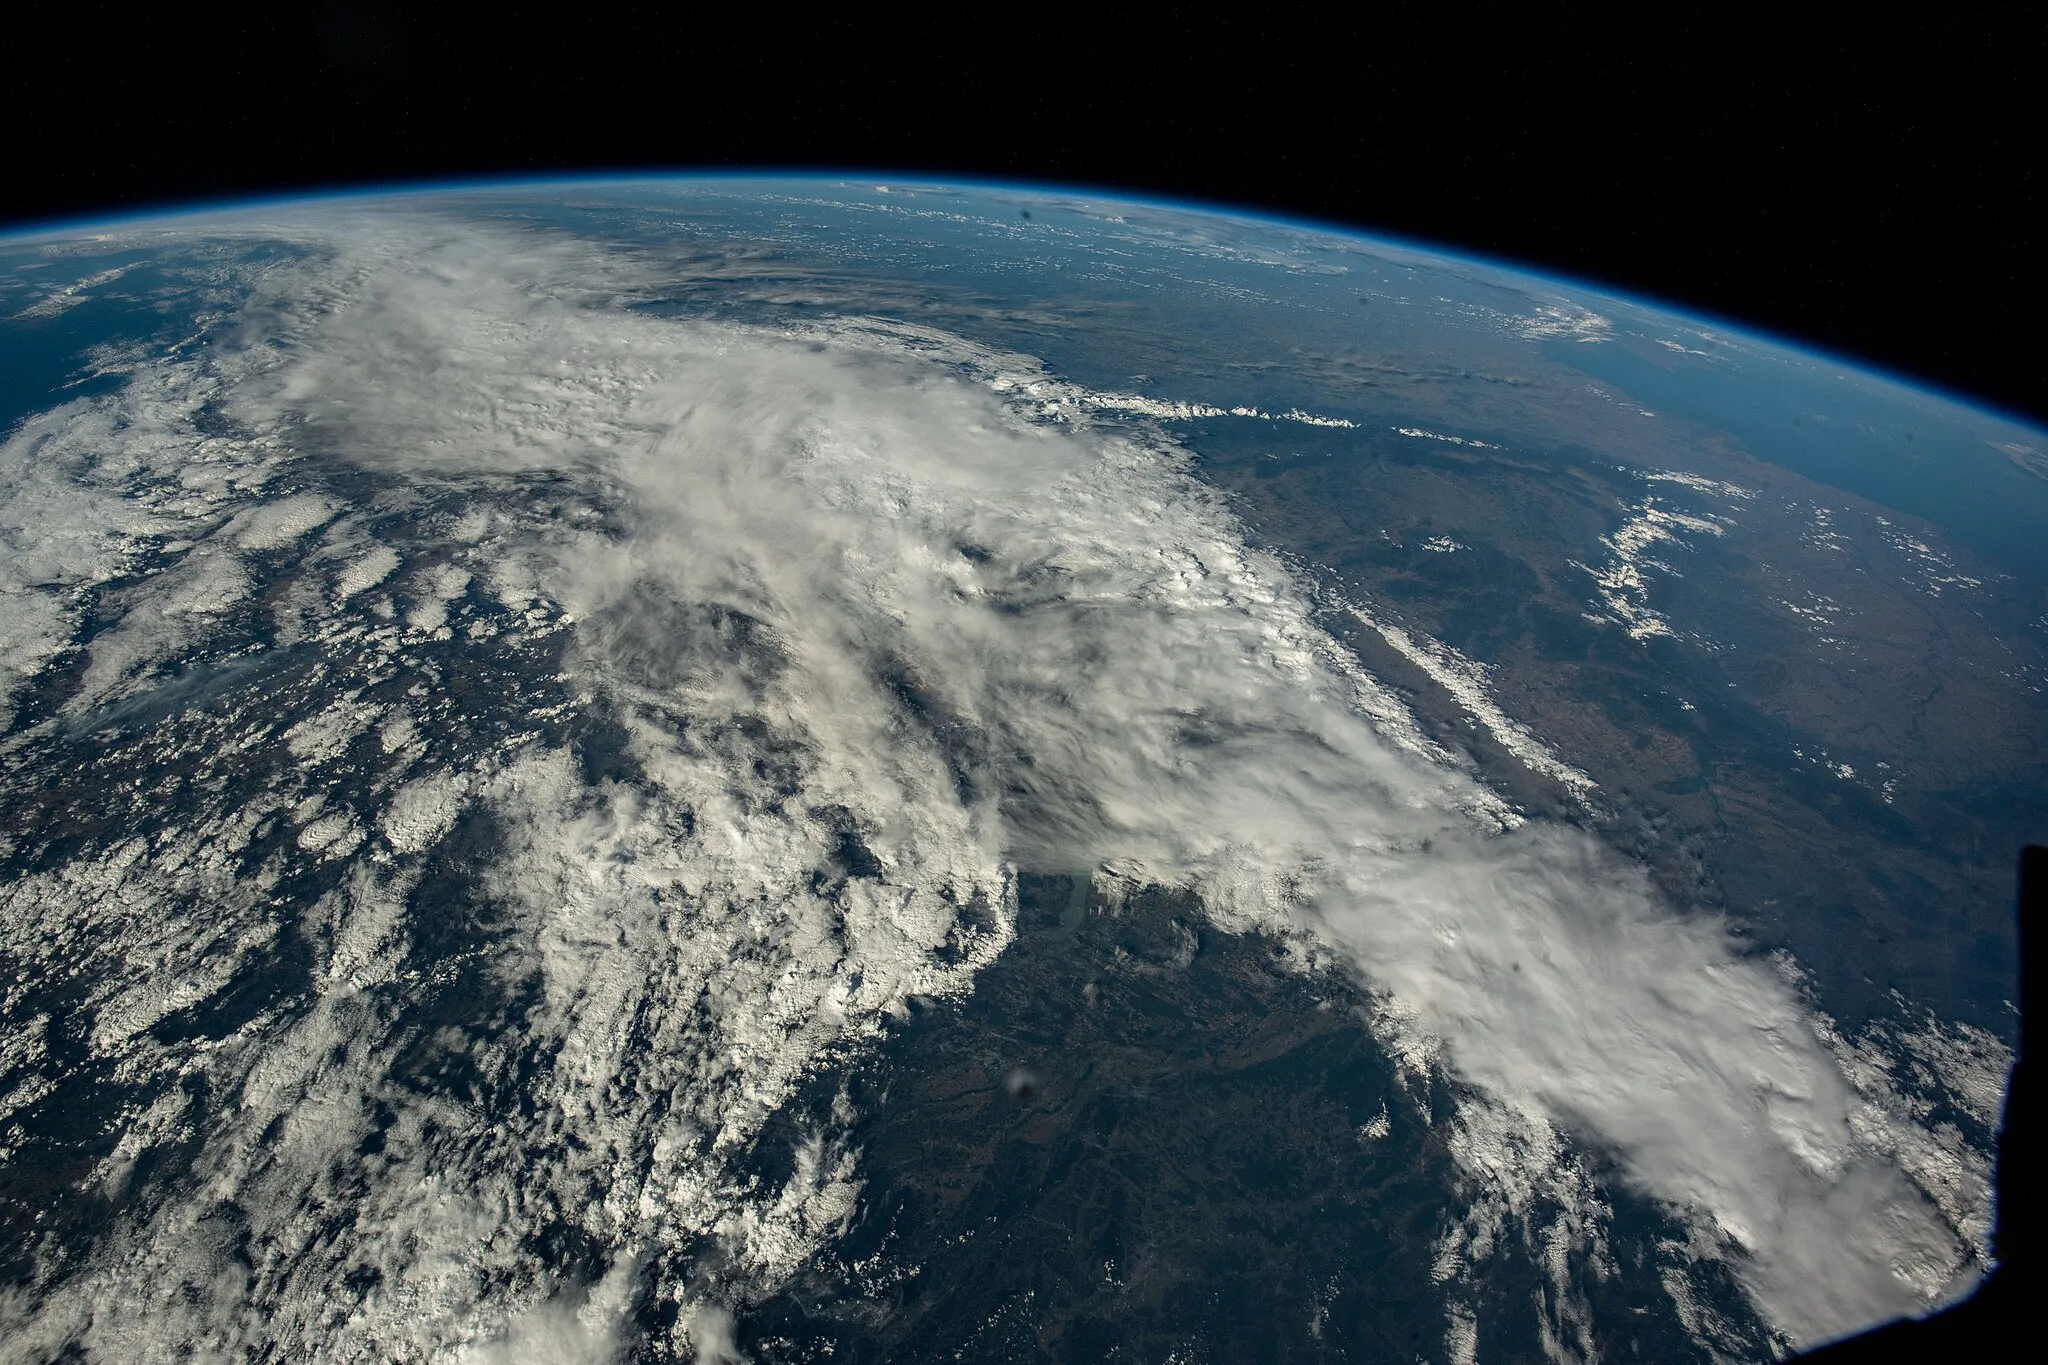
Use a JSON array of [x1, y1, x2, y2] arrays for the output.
[[0, 176, 2038, 1364]]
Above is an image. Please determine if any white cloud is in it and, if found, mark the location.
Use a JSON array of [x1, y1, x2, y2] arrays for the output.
[[15, 264, 131, 319], [0, 215, 1992, 1359], [1345, 600, 1597, 804], [333, 544, 400, 601], [1574, 497, 1731, 641], [227, 493, 335, 550], [1517, 301, 1614, 344], [1396, 426, 1503, 449]]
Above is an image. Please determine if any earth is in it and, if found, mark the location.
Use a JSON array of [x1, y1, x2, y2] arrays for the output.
[[0, 178, 2041, 1364]]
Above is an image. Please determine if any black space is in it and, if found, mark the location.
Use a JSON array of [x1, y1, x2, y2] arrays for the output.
[[7, 4, 2041, 426]]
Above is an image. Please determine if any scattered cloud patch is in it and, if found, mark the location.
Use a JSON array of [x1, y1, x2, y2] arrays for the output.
[[1873, 517, 1983, 596], [1990, 440, 2048, 480], [1574, 499, 1728, 640], [1517, 302, 1613, 344], [1396, 426, 1503, 449], [15, 264, 131, 319]]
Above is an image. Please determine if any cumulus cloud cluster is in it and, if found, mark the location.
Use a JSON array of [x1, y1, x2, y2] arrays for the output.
[[0, 214, 1998, 1360]]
